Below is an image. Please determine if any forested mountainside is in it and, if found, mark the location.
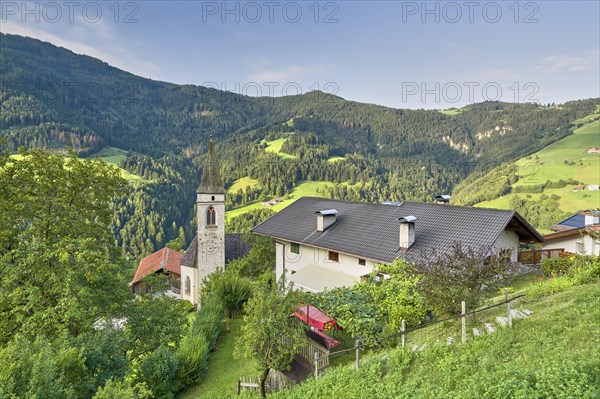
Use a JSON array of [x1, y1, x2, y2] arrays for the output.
[[1, 33, 598, 258]]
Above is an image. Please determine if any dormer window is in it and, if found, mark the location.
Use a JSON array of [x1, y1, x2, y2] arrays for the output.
[[206, 206, 216, 226]]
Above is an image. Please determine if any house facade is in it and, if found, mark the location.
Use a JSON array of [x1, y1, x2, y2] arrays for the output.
[[544, 210, 600, 255], [543, 227, 600, 256], [252, 197, 543, 293]]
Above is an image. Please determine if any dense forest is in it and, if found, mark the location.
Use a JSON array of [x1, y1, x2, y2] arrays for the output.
[[1, 33, 598, 259]]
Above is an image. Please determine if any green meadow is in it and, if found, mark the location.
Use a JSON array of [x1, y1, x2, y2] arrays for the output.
[[477, 111, 600, 214], [263, 138, 296, 160], [226, 180, 352, 220]]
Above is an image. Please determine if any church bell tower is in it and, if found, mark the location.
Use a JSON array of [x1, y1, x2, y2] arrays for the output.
[[196, 134, 226, 290]]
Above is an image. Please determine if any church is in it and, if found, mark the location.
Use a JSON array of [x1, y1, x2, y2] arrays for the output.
[[131, 137, 249, 306]]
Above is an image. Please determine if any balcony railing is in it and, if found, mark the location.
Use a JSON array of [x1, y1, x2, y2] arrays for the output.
[[170, 280, 181, 294]]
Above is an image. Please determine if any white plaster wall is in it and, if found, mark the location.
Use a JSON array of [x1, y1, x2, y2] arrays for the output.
[[180, 265, 198, 305], [275, 240, 376, 279], [544, 235, 599, 255], [492, 230, 519, 262]]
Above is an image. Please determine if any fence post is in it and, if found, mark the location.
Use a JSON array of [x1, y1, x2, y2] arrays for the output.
[[401, 319, 406, 348], [505, 288, 513, 328], [237, 379, 241, 395], [461, 301, 467, 343], [355, 338, 360, 369], [314, 351, 319, 379]]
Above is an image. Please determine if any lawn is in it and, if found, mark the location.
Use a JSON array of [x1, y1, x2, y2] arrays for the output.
[[177, 317, 261, 399], [263, 138, 296, 160]]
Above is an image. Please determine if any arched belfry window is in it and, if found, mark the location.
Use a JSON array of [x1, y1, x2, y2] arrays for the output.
[[185, 276, 191, 295], [206, 206, 216, 226]]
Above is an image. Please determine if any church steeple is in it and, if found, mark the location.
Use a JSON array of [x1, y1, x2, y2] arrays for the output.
[[198, 133, 225, 194]]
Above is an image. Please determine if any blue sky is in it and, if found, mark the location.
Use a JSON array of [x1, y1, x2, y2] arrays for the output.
[[2, 1, 599, 108]]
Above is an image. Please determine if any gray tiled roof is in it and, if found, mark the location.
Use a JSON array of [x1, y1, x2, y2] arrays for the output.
[[251, 197, 543, 264], [180, 233, 250, 267]]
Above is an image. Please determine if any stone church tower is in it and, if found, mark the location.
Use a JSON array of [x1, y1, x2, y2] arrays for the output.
[[180, 136, 226, 306]]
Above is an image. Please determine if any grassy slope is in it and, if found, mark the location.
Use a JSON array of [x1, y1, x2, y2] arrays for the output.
[[477, 111, 600, 213], [83, 146, 146, 183], [263, 138, 296, 160], [8, 147, 145, 183], [226, 181, 349, 220], [228, 177, 260, 193], [177, 317, 260, 399], [265, 282, 600, 399]]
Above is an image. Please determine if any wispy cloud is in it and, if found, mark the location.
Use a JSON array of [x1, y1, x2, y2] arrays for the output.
[[538, 50, 600, 73], [246, 63, 326, 84]]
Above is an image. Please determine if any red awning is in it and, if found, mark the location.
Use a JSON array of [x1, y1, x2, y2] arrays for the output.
[[294, 305, 337, 331]]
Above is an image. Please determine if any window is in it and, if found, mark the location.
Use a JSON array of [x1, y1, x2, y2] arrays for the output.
[[185, 276, 191, 295], [290, 243, 300, 254], [328, 251, 339, 262], [576, 242, 585, 254], [206, 206, 216, 226], [211, 196, 215, 201], [358, 258, 366, 266]]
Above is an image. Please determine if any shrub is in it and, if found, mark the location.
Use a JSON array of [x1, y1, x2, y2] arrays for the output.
[[175, 295, 225, 392], [569, 256, 600, 284], [202, 270, 253, 318], [92, 379, 152, 399], [541, 256, 572, 276], [525, 276, 575, 300], [137, 346, 179, 399], [175, 333, 210, 390], [192, 295, 225, 346]]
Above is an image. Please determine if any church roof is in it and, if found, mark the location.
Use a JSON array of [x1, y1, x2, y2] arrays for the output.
[[180, 233, 251, 267], [198, 138, 225, 194]]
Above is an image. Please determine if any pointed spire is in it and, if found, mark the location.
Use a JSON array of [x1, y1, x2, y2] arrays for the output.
[[198, 133, 225, 194]]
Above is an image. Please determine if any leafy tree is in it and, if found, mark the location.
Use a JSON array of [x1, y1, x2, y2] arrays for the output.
[[71, 329, 130, 391], [0, 148, 128, 344], [415, 242, 515, 315], [226, 234, 275, 279], [235, 280, 305, 398], [136, 346, 179, 399], [124, 295, 190, 358], [92, 378, 151, 399], [0, 336, 91, 399], [314, 260, 425, 343]]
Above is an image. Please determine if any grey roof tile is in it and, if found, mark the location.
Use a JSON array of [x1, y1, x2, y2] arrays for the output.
[[251, 197, 543, 264]]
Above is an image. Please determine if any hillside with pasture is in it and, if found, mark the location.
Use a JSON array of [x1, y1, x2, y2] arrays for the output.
[[2, 33, 599, 257], [452, 107, 600, 233]]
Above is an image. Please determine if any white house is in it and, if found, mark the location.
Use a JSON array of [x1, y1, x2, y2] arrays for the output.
[[252, 197, 544, 293], [544, 210, 600, 255]]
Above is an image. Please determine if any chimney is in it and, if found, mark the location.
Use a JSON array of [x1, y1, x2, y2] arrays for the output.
[[583, 211, 599, 226], [398, 216, 416, 251], [435, 194, 451, 205], [316, 210, 338, 232]]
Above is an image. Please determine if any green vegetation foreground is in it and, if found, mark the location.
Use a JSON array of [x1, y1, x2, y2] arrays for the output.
[[220, 280, 600, 399]]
